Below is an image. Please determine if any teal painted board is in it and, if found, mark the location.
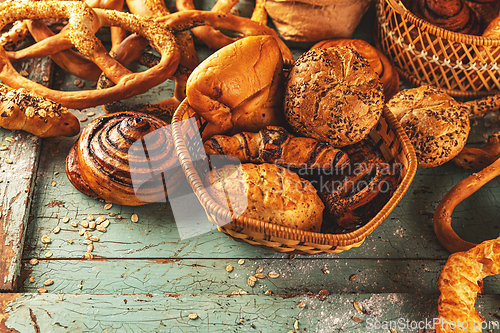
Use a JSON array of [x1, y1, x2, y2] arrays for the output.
[[18, 257, 500, 295], [3, 293, 500, 332], [0, 56, 54, 291]]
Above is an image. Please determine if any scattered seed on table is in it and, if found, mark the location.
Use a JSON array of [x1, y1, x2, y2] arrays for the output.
[[84, 231, 91, 239], [41, 235, 51, 244], [104, 203, 112, 210], [131, 214, 138, 223], [19, 70, 28, 77], [84, 251, 93, 259], [29, 277, 34, 283], [254, 273, 265, 279], [297, 301, 306, 308], [87, 112, 95, 117], [96, 226, 106, 233], [294, 320, 299, 330], [89, 221, 96, 229], [62, 216, 70, 223], [45, 251, 53, 258], [22, 175, 29, 179], [5, 137, 15, 143], [248, 276, 256, 287], [0, 145, 6, 151], [81, 221, 89, 228], [29, 258, 38, 265], [265, 289, 272, 295], [322, 268, 330, 274], [268, 272, 279, 278], [71, 221, 78, 227], [256, 266, 263, 274], [43, 279, 54, 286], [238, 259, 244, 265], [353, 301, 362, 312], [74, 79, 81, 86], [51, 181, 56, 186], [54, 171, 59, 175], [188, 314, 198, 320], [349, 274, 359, 281], [100, 220, 110, 228], [89, 236, 99, 242], [52, 226, 61, 234], [226, 264, 233, 272], [42, 75, 49, 82], [108, 212, 115, 217], [83, 240, 92, 245], [95, 216, 106, 224], [78, 284, 82, 289], [352, 316, 361, 323], [67, 239, 74, 244], [87, 244, 94, 252], [5, 159, 12, 164], [79, 229, 85, 236], [87, 214, 94, 221], [37, 287, 47, 293]]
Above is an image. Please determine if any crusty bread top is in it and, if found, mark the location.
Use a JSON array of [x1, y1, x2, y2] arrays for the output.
[[206, 163, 324, 232], [284, 46, 384, 147], [387, 85, 470, 168]]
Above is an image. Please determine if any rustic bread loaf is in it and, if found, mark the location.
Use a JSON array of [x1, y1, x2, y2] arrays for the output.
[[284, 46, 384, 147], [206, 163, 324, 232]]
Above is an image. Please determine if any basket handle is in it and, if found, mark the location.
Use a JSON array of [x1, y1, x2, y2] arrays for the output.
[[385, 0, 407, 15]]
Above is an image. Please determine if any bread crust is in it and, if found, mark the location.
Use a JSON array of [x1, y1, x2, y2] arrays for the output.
[[186, 35, 285, 141], [284, 46, 384, 147], [311, 39, 400, 101], [206, 163, 324, 232], [436, 237, 500, 332], [387, 85, 470, 168]]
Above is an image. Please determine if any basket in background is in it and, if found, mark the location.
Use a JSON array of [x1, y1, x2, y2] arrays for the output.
[[376, 0, 500, 98], [171, 99, 417, 255]]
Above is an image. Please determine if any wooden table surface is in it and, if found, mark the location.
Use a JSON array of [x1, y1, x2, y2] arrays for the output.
[[1, 1, 500, 332]]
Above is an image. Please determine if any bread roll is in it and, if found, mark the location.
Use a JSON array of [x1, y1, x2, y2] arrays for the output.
[[186, 35, 285, 141], [284, 46, 384, 147], [311, 39, 399, 101], [386, 85, 470, 168], [206, 163, 324, 232]]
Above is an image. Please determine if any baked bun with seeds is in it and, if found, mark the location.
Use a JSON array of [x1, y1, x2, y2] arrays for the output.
[[386, 85, 470, 168], [284, 46, 384, 147]]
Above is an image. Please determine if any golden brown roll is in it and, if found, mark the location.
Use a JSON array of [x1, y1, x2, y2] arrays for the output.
[[66, 112, 183, 206], [386, 85, 470, 168], [206, 163, 324, 232], [311, 39, 400, 101], [284, 46, 384, 147], [186, 35, 286, 141]]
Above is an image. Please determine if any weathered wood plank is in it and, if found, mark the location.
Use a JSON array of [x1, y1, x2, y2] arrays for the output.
[[2, 292, 500, 333], [18, 257, 500, 295], [0, 56, 53, 291]]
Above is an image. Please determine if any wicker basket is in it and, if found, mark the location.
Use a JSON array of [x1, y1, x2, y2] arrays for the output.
[[171, 99, 417, 255], [376, 0, 500, 98]]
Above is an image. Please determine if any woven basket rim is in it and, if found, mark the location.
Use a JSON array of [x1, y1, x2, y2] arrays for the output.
[[172, 98, 417, 247], [382, 0, 500, 46]]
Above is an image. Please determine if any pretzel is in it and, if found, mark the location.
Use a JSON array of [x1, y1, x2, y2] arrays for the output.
[[0, 20, 29, 51], [95, 0, 198, 118], [436, 236, 500, 333], [0, 1, 181, 110], [434, 157, 500, 253], [158, 10, 294, 62], [175, 0, 293, 62], [453, 131, 500, 169]]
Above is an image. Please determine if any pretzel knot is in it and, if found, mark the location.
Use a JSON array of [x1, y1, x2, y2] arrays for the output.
[[0, 1, 180, 110]]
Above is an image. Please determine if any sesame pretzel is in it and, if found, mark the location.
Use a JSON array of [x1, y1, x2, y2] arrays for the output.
[[0, 0, 181, 109]]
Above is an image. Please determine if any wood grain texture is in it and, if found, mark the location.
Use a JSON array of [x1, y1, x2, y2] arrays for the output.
[[0, 56, 53, 291]]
